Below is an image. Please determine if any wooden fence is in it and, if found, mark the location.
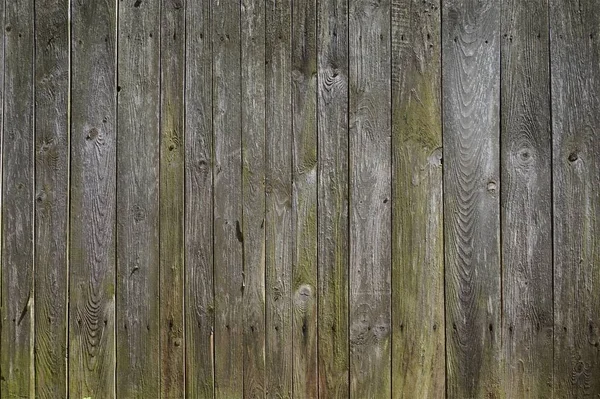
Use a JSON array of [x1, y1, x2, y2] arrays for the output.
[[1, 0, 599, 397]]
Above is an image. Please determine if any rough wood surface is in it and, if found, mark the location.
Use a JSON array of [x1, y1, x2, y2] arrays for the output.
[[442, 0, 501, 397], [501, 0, 553, 397], [34, 0, 69, 397], [160, 0, 186, 397], [348, 0, 392, 396], [391, 0, 444, 397], [2, 0, 35, 396], [116, 1, 161, 397], [69, 0, 117, 396], [551, 0, 600, 396], [184, 0, 215, 397], [317, 0, 349, 396], [291, 0, 318, 397], [241, 0, 267, 396], [213, 0, 244, 397], [265, 0, 293, 397]]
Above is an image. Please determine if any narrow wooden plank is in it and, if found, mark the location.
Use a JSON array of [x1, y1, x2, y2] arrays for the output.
[[160, 0, 186, 396], [212, 0, 243, 397], [116, 0, 160, 397], [348, 0, 392, 396], [550, 0, 600, 396], [265, 0, 293, 396], [442, 1, 501, 397], [391, 0, 444, 397], [501, 0, 553, 396], [317, 0, 349, 395], [1, 0, 35, 396], [69, 0, 117, 396], [185, 0, 214, 395], [34, 0, 69, 397], [241, 0, 267, 395], [291, 0, 318, 396]]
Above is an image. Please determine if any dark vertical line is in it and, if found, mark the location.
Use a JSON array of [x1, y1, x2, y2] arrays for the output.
[[290, 0, 294, 395], [389, 0, 393, 396], [210, 0, 216, 395], [157, 0, 163, 394], [440, 0, 447, 397], [314, 0, 319, 396], [263, 0, 268, 394], [498, 0, 504, 355], [114, 0, 119, 396], [239, 0, 245, 396], [346, 0, 351, 396], [547, 0, 554, 395], [0, 0, 4, 388], [31, 0, 37, 394], [66, 0, 72, 395], [182, 0, 187, 395]]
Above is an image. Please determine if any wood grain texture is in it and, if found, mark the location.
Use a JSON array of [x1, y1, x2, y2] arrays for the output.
[[291, 0, 318, 396], [348, 0, 392, 396], [160, 0, 186, 396], [550, 0, 600, 396], [34, 0, 69, 397], [391, 0, 444, 397], [317, 0, 349, 396], [1, 0, 35, 396], [241, 0, 267, 395], [501, 0, 553, 397], [265, 0, 293, 397], [116, 0, 160, 397], [185, 0, 214, 396], [442, 0, 501, 397], [213, 0, 244, 397], [69, 0, 117, 396]]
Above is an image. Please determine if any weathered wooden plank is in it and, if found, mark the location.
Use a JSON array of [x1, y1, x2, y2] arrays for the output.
[[265, 0, 293, 396], [34, 0, 69, 397], [241, 0, 267, 395], [185, 0, 214, 396], [116, 0, 160, 397], [160, 0, 186, 396], [213, 0, 244, 397], [317, 0, 349, 395], [550, 0, 600, 396], [442, 0, 501, 397], [391, 0, 444, 397], [348, 0, 392, 396], [291, 0, 318, 397], [1, 0, 34, 396], [501, 0, 553, 396], [69, 0, 117, 396]]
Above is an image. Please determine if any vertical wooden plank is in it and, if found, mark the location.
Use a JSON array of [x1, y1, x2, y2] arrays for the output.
[[116, 0, 160, 397], [241, 0, 266, 395], [291, 0, 318, 396], [551, 0, 600, 396], [348, 0, 392, 396], [160, 0, 186, 396], [185, 0, 214, 396], [69, 0, 117, 396], [391, 0, 444, 397], [1, 0, 34, 396], [212, 0, 243, 397], [317, 0, 349, 395], [501, 0, 553, 397], [34, 0, 69, 396], [442, 0, 501, 397], [265, 0, 293, 396]]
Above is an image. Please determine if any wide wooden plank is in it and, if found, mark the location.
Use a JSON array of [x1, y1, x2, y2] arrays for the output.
[[241, 0, 267, 396], [317, 0, 349, 395], [116, 0, 160, 397], [391, 0, 444, 397], [291, 0, 318, 397], [185, 0, 214, 396], [34, 0, 69, 397], [265, 0, 293, 396], [501, 0, 553, 396], [348, 0, 392, 396], [1, 0, 34, 396], [213, 0, 244, 397], [442, 0, 501, 397], [160, 0, 186, 396], [69, 0, 117, 396], [550, 0, 600, 396]]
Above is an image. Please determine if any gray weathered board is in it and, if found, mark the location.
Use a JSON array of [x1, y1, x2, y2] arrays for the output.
[[0, 0, 598, 397]]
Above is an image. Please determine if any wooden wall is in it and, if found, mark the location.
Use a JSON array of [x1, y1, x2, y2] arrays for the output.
[[0, 0, 598, 397]]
